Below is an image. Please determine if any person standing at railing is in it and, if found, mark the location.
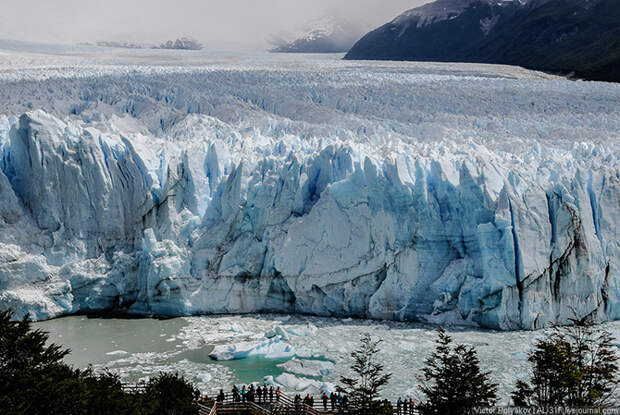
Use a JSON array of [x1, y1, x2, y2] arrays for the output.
[[250, 386, 256, 403], [295, 394, 301, 412], [269, 386, 274, 403], [321, 392, 328, 411], [232, 385, 240, 402], [217, 389, 225, 403], [257, 384, 263, 403], [408, 396, 415, 414], [396, 397, 403, 415], [330, 392, 336, 411], [276, 387, 281, 402]]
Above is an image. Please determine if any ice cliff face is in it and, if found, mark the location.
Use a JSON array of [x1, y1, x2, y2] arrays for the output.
[[0, 52, 618, 330]]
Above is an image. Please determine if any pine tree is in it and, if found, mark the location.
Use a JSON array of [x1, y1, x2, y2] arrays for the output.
[[140, 372, 200, 415], [512, 318, 619, 409], [0, 309, 89, 415], [338, 333, 392, 415], [0, 309, 201, 415], [417, 328, 498, 415]]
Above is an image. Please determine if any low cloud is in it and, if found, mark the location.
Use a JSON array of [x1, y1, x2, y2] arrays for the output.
[[0, 0, 427, 49]]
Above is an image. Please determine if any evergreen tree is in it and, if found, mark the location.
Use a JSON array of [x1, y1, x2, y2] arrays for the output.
[[82, 370, 138, 415], [338, 333, 392, 415], [0, 309, 201, 415], [512, 318, 619, 409], [417, 328, 498, 415], [140, 372, 200, 415], [0, 309, 89, 415]]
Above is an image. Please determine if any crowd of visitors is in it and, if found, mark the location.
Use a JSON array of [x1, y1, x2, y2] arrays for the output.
[[224, 384, 282, 404], [215, 385, 415, 413], [395, 396, 416, 414]]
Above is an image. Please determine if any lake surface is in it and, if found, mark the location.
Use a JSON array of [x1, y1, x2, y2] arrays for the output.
[[34, 315, 620, 403]]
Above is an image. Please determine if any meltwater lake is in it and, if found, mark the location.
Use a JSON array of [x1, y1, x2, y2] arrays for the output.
[[35, 315, 620, 403]]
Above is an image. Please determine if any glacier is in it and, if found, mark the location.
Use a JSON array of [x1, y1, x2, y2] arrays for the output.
[[0, 45, 618, 330]]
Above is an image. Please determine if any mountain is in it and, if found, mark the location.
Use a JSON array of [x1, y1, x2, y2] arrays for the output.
[[94, 41, 147, 49], [345, 0, 620, 82], [270, 17, 365, 53], [155, 37, 202, 51]]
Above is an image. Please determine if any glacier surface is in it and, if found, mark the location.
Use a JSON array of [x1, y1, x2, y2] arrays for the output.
[[0, 44, 618, 329]]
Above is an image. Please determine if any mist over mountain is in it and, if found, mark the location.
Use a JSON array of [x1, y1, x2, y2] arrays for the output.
[[269, 16, 367, 53]]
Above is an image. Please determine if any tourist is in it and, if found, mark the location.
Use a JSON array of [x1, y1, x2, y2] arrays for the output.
[[257, 385, 263, 403], [330, 392, 337, 411], [232, 385, 240, 402], [269, 386, 274, 402], [403, 398, 408, 414], [295, 394, 301, 412], [397, 397, 403, 415], [217, 389, 225, 403], [241, 385, 247, 402], [276, 386, 281, 402], [309, 396, 314, 408], [322, 392, 328, 410], [409, 396, 415, 414]]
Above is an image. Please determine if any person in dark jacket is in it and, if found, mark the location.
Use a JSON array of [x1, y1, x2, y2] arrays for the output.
[[232, 385, 240, 402], [322, 392, 328, 410]]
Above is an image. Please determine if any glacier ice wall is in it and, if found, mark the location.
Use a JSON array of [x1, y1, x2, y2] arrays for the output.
[[0, 58, 618, 329]]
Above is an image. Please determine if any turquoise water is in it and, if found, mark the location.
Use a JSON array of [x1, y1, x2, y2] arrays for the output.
[[34, 315, 286, 388], [33, 314, 620, 403], [218, 356, 288, 385]]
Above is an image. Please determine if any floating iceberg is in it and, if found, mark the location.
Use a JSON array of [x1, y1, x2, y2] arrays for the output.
[[209, 338, 295, 361], [278, 358, 335, 377], [266, 373, 335, 395]]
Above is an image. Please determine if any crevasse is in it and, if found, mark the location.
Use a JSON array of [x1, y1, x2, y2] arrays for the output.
[[0, 58, 618, 330]]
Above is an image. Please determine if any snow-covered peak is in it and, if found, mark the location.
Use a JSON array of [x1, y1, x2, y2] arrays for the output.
[[393, 0, 529, 28], [269, 16, 364, 53]]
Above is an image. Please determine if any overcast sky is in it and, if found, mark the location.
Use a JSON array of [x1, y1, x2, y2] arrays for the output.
[[0, 0, 428, 49]]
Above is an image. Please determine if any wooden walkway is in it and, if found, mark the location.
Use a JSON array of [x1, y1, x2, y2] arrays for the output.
[[197, 392, 420, 415], [197, 392, 323, 415]]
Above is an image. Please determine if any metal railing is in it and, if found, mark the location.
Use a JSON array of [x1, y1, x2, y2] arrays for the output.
[[121, 384, 420, 415], [210, 392, 322, 415]]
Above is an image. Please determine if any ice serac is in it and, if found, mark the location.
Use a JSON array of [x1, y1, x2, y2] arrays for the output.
[[0, 60, 618, 330]]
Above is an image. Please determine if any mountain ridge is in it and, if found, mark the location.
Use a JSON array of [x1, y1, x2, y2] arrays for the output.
[[270, 17, 365, 53], [345, 0, 620, 82]]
